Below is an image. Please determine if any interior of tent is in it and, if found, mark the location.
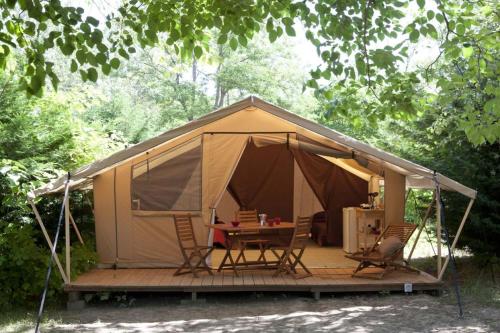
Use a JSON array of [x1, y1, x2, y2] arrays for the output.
[[216, 136, 371, 245]]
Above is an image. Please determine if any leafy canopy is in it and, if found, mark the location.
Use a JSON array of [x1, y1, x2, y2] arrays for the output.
[[0, 0, 498, 143]]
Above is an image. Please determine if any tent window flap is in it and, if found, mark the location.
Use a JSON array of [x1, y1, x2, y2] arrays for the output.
[[131, 137, 202, 211]]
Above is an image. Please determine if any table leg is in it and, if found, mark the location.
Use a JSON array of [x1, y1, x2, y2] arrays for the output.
[[217, 232, 239, 276]]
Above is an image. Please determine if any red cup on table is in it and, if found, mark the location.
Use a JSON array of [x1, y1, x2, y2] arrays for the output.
[[231, 220, 240, 227], [274, 217, 281, 225], [267, 219, 274, 227]]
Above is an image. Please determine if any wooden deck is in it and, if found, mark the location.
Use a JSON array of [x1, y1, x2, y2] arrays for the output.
[[66, 267, 441, 294], [67, 247, 442, 294]]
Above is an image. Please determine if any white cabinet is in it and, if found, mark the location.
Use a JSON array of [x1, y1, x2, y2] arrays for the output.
[[343, 207, 385, 253]]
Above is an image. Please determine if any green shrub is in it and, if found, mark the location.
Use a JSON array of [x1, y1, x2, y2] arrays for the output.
[[0, 222, 98, 310], [0, 223, 62, 309]]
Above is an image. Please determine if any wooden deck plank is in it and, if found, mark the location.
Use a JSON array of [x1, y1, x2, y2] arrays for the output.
[[252, 271, 265, 286], [212, 270, 224, 287]]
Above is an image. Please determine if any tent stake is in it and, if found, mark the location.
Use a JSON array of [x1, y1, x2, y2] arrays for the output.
[[438, 198, 474, 280], [28, 199, 68, 284], [407, 191, 435, 262]]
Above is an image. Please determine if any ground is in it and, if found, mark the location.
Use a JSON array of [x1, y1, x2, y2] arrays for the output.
[[3, 292, 499, 333]]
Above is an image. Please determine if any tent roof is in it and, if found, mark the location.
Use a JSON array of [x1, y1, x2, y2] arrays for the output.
[[33, 96, 477, 199]]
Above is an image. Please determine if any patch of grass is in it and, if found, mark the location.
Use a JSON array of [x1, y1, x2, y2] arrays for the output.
[[0, 307, 64, 333], [413, 256, 500, 307]]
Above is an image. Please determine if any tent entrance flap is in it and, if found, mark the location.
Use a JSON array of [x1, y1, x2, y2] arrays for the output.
[[292, 148, 369, 246]]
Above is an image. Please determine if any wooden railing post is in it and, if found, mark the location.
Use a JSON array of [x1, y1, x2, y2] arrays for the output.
[[436, 188, 442, 278], [28, 199, 69, 284], [65, 195, 71, 283], [438, 199, 475, 280]]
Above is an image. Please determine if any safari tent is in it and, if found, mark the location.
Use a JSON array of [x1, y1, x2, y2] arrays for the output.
[[31, 96, 476, 294]]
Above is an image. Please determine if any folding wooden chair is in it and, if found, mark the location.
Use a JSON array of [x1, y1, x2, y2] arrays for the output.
[[235, 210, 270, 267], [271, 216, 313, 279], [346, 223, 419, 279], [173, 214, 214, 278]]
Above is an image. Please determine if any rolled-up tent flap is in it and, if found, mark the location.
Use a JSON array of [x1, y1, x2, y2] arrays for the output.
[[319, 155, 376, 182]]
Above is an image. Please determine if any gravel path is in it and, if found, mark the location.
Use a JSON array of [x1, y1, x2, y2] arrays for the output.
[[7, 293, 500, 332]]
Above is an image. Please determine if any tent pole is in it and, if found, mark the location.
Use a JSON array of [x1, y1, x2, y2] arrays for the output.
[[407, 191, 435, 262], [65, 194, 71, 283], [436, 185, 442, 277], [28, 199, 69, 284], [405, 188, 412, 203], [69, 212, 84, 245], [438, 198, 474, 280]]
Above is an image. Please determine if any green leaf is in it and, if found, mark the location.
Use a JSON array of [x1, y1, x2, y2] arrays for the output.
[[70, 59, 78, 72], [409, 30, 420, 43], [462, 46, 473, 58], [79, 69, 88, 82], [426, 24, 438, 39], [306, 79, 319, 89], [311, 69, 321, 79], [101, 63, 111, 75], [285, 25, 296, 37], [355, 57, 366, 75], [266, 18, 274, 33], [229, 37, 238, 50], [217, 34, 227, 44], [194, 45, 203, 59], [76, 49, 86, 64], [94, 53, 106, 66], [145, 29, 156, 41], [110, 57, 120, 69], [269, 30, 277, 43], [169, 29, 180, 41], [417, 0, 425, 9], [86, 16, 100, 27], [87, 67, 98, 82], [324, 90, 334, 99], [60, 43, 74, 56], [322, 70, 331, 80], [118, 48, 129, 59], [238, 35, 248, 47], [456, 24, 465, 35], [80, 22, 91, 33], [29, 75, 42, 93]]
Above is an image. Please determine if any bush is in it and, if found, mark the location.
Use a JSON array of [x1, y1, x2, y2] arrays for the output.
[[0, 221, 98, 310]]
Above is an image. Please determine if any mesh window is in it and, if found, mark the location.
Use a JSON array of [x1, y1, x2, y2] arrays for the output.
[[131, 137, 202, 211]]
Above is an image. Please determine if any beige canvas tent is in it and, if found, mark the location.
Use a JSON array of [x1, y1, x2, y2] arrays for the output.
[[31, 96, 476, 285]]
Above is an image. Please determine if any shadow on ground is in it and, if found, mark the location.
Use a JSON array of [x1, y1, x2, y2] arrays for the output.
[[6, 292, 500, 332]]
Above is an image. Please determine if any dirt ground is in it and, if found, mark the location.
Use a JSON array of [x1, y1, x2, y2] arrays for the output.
[[5, 292, 500, 333]]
